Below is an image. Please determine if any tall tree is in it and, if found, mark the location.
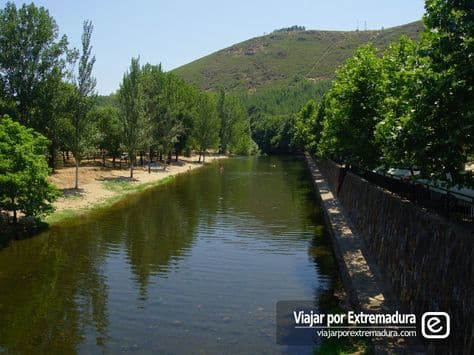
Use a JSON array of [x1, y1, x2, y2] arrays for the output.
[[140, 63, 164, 168], [318, 44, 384, 168], [292, 99, 320, 153], [374, 37, 420, 172], [71, 20, 96, 189], [155, 73, 184, 163], [410, 0, 473, 184], [0, 2, 71, 168], [0, 116, 59, 223], [91, 105, 122, 167], [173, 83, 198, 160], [118, 57, 143, 178], [217, 90, 253, 155], [191, 93, 220, 163]]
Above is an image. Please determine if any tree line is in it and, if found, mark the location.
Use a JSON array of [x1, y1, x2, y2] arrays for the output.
[[0, 2, 254, 223], [293, 0, 473, 187]]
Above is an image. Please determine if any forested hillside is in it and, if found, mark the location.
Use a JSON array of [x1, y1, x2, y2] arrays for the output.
[[173, 21, 424, 92]]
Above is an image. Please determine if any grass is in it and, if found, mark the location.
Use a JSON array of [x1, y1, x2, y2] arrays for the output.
[[45, 175, 176, 225], [315, 337, 373, 355], [172, 21, 424, 93]]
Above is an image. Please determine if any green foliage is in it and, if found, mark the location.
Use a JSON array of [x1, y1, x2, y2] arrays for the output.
[[293, 99, 321, 153], [374, 1, 473, 185], [70, 20, 96, 188], [251, 113, 295, 154], [241, 79, 330, 116], [154, 73, 187, 157], [410, 0, 473, 184], [318, 45, 384, 169], [191, 93, 220, 161], [118, 57, 143, 177], [140, 64, 201, 160], [0, 116, 59, 221], [374, 36, 420, 169], [0, 1, 72, 169], [217, 90, 255, 155], [242, 79, 330, 154], [91, 105, 122, 161], [311, 1, 472, 186]]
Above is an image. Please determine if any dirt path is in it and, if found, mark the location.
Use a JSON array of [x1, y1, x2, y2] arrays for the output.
[[49, 155, 226, 216]]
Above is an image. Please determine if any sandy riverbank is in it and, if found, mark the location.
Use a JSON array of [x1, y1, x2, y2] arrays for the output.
[[47, 155, 226, 223]]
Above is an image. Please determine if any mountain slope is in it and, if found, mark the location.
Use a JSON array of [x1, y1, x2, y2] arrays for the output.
[[173, 21, 424, 92]]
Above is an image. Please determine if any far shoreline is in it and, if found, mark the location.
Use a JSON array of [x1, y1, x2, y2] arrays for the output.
[[46, 154, 227, 226]]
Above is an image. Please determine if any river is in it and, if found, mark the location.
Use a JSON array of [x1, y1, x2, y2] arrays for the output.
[[0, 156, 338, 354]]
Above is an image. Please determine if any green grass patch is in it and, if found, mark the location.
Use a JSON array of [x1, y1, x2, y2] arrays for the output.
[[45, 175, 176, 226], [44, 209, 78, 225], [315, 336, 373, 355]]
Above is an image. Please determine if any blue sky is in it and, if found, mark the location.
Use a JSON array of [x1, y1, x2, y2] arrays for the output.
[[7, 0, 426, 94]]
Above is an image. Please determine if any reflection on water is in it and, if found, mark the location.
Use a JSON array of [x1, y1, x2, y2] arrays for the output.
[[0, 156, 337, 354]]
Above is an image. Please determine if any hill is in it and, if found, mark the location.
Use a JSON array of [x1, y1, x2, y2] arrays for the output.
[[173, 21, 424, 92]]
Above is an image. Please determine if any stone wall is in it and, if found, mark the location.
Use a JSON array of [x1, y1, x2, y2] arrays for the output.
[[317, 158, 474, 354]]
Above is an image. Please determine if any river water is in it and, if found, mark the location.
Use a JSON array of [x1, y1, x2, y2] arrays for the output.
[[0, 156, 338, 354]]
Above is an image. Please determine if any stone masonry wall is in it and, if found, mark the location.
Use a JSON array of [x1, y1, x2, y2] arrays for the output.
[[318, 158, 474, 354]]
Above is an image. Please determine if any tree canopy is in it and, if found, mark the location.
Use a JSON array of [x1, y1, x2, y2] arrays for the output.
[[0, 116, 59, 222]]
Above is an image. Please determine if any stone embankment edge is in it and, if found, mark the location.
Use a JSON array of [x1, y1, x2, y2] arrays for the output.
[[304, 152, 424, 355]]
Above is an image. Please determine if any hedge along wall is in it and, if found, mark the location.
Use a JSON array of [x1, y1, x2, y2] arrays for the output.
[[317, 158, 473, 354]]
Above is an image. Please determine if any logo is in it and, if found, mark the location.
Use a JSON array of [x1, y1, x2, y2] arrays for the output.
[[421, 312, 450, 339]]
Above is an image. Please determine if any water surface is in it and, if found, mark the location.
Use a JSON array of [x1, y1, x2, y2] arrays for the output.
[[0, 156, 337, 354]]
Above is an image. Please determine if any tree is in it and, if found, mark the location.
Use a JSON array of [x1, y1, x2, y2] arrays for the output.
[[70, 20, 96, 189], [191, 93, 220, 162], [0, 2, 72, 168], [318, 44, 384, 168], [155, 73, 185, 163], [118, 57, 143, 178], [376, 1, 473, 185], [293, 99, 320, 153], [173, 84, 198, 160], [251, 112, 293, 154], [409, 0, 473, 185], [0, 116, 59, 223], [91, 105, 122, 167], [375, 36, 420, 171], [217, 90, 254, 155], [140, 63, 164, 167]]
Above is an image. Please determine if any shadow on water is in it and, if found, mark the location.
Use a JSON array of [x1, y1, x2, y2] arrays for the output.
[[0, 216, 49, 250]]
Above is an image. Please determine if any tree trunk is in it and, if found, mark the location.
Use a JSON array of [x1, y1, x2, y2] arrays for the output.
[[175, 151, 179, 162], [198, 152, 201, 163], [203, 151, 206, 163], [140, 153, 143, 166], [113, 156, 116, 168], [130, 157, 134, 179], [102, 149, 106, 167], [12, 197, 17, 224], [75, 159, 79, 189], [159, 151, 163, 162], [148, 147, 152, 174], [49, 145, 56, 172], [62, 151, 66, 165], [66, 151, 70, 160]]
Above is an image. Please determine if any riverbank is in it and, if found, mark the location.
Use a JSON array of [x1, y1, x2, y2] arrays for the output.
[[305, 153, 425, 354], [46, 154, 226, 225]]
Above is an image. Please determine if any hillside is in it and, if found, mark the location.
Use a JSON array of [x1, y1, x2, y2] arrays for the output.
[[173, 21, 424, 92]]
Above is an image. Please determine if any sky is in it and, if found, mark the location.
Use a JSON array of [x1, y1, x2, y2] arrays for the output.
[[6, 0, 426, 94]]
